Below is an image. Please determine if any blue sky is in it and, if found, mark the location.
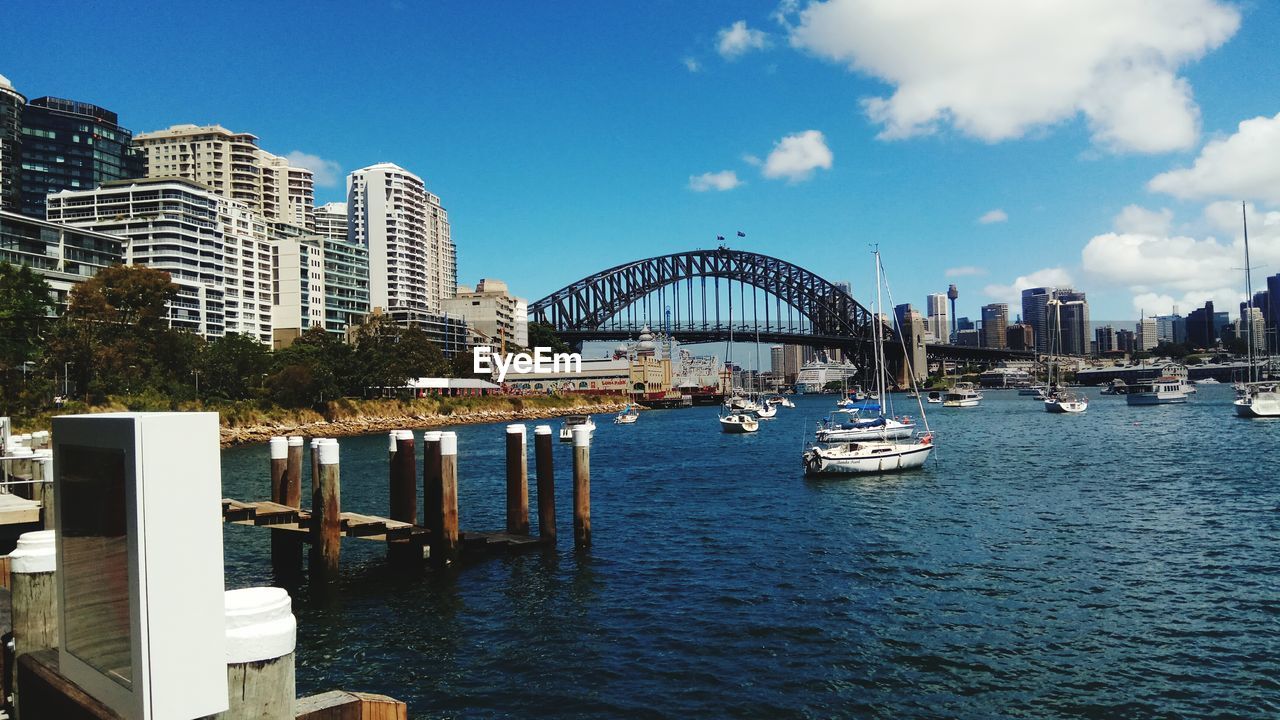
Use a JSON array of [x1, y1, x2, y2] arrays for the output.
[[5, 0, 1280, 326]]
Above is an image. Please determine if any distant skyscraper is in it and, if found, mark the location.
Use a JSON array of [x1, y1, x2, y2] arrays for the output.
[[1006, 323, 1033, 351], [1116, 328, 1136, 354], [1021, 286, 1055, 354], [1241, 305, 1266, 354], [347, 162, 457, 325], [1095, 325, 1117, 354], [1213, 311, 1230, 343], [926, 293, 948, 343], [956, 316, 974, 331], [0, 74, 24, 213], [980, 303, 1008, 349], [1058, 298, 1090, 356], [1137, 316, 1158, 352], [19, 96, 144, 218], [1186, 302, 1215, 349]]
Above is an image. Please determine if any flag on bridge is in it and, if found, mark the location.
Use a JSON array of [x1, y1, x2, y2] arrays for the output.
[[717, 235, 725, 241], [737, 231, 746, 237]]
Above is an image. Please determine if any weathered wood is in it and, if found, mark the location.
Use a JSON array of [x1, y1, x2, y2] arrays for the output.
[[273, 438, 305, 578], [285, 437, 303, 508], [314, 440, 341, 578], [572, 427, 591, 550], [12, 571, 57, 658], [294, 690, 407, 720], [17, 649, 124, 720], [422, 431, 442, 543], [436, 432, 460, 568], [389, 432, 417, 526], [0, 554, 10, 590], [505, 425, 530, 535], [534, 425, 556, 543], [310, 438, 321, 502], [209, 654, 295, 720]]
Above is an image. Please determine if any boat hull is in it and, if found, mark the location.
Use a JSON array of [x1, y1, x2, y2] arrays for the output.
[[1045, 399, 1087, 413], [720, 416, 759, 433], [1125, 393, 1187, 406], [817, 424, 915, 442], [943, 398, 980, 407], [1235, 396, 1280, 417], [803, 442, 933, 475]]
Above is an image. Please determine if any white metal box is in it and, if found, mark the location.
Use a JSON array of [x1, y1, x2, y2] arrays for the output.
[[52, 412, 228, 719]]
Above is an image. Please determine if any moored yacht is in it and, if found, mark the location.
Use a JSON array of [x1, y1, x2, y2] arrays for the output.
[[943, 382, 982, 407], [720, 412, 759, 433], [1234, 382, 1280, 418], [560, 415, 597, 441], [803, 436, 933, 475], [1125, 376, 1189, 405]]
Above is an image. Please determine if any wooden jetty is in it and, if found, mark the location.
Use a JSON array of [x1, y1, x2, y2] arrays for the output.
[[223, 423, 587, 577]]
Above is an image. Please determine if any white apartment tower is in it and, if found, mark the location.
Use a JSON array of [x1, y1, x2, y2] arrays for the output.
[[132, 124, 315, 231], [46, 178, 275, 343], [313, 201, 348, 241], [347, 163, 456, 323], [926, 293, 948, 343]]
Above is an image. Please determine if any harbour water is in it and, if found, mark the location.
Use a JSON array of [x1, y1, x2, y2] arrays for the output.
[[221, 385, 1280, 718]]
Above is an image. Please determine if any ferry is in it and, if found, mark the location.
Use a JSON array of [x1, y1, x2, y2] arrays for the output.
[[1125, 377, 1189, 405]]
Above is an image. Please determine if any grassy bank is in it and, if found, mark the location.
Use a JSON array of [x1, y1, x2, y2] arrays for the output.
[[12, 393, 629, 447]]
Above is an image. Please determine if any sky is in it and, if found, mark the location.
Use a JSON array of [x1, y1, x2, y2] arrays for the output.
[[5, 0, 1280, 326]]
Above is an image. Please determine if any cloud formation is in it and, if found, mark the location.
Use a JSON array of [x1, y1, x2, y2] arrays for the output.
[[1148, 112, 1280, 203], [982, 267, 1074, 307], [718, 20, 769, 59], [762, 130, 833, 182], [945, 265, 986, 278], [1113, 205, 1174, 236], [977, 209, 1007, 224], [285, 151, 342, 187], [783, 0, 1238, 153], [689, 170, 743, 192]]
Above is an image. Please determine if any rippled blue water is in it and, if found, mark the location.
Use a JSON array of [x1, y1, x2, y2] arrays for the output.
[[221, 386, 1280, 718]]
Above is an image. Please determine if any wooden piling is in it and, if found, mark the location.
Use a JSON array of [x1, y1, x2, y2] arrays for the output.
[[505, 424, 530, 535], [435, 432, 459, 568], [423, 430, 443, 547], [209, 587, 296, 720], [284, 436, 303, 508], [572, 426, 591, 550], [534, 424, 556, 543], [10, 530, 57, 719], [314, 439, 341, 577], [310, 437, 321, 501], [33, 452, 53, 530], [389, 431, 417, 525], [270, 437, 302, 578]]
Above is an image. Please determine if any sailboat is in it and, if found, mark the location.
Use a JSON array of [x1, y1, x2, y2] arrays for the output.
[[720, 270, 759, 434], [614, 403, 639, 424], [803, 249, 934, 475], [1232, 202, 1279, 417], [1044, 298, 1088, 413]]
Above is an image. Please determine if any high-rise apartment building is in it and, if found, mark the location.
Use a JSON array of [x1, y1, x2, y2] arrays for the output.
[[1240, 305, 1266, 354], [0, 209, 124, 310], [269, 234, 326, 349], [19, 97, 143, 218], [347, 162, 457, 321], [310, 200, 370, 335], [314, 201, 348, 240], [925, 293, 948, 343], [1021, 286, 1055, 354], [442, 278, 528, 348], [980, 303, 1008, 349], [132, 124, 314, 230], [1095, 325, 1117, 354], [0, 74, 25, 213], [1136, 316, 1157, 352], [47, 178, 276, 342]]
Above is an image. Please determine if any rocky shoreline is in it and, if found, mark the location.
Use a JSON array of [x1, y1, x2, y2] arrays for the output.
[[218, 401, 629, 448]]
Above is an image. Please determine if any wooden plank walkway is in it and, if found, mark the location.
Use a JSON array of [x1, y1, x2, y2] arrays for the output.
[[221, 499, 550, 556]]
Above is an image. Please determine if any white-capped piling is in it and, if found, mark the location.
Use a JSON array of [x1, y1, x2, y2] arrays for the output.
[[434, 432, 459, 568], [505, 424, 530, 535], [572, 426, 591, 550], [534, 425, 556, 543], [314, 439, 341, 577], [10, 529, 57, 718], [389, 430, 417, 525], [209, 587, 297, 720]]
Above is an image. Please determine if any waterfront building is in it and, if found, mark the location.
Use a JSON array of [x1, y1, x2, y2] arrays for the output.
[[1095, 326, 1117, 355], [1117, 328, 1136, 354], [320, 237, 370, 335], [0, 74, 24, 213], [1021, 286, 1055, 354], [926, 293, 948, 344], [269, 234, 326, 349], [1006, 323, 1033, 351], [1155, 313, 1186, 345], [47, 177, 274, 342], [442, 278, 529, 349], [314, 201, 347, 241], [0, 209, 123, 311], [1186, 302, 1215, 349], [1136, 316, 1158, 352], [19, 97, 143, 218], [770, 345, 784, 388], [980, 303, 1008, 349], [132, 124, 314, 231]]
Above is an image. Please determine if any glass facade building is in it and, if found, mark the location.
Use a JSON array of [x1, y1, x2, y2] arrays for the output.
[[0, 76, 24, 213], [0, 209, 123, 311], [322, 238, 370, 335]]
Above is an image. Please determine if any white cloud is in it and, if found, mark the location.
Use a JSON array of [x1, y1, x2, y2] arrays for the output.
[[977, 209, 1007, 224], [761, 130, 833, 182], [945, 265, 986, 278], [683, 57, 701, 73], [1148, 112, 1280, 203], [718, 20, 770, 59], [742, 154, 762, 166], [688, 170, 743, 192], [285, 151, 342, 187], [1113, 205, 1173, 235], [785, 0, 1239, 153], [982, 267, 1074, 306]]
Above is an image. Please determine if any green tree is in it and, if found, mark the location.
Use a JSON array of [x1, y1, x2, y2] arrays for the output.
[[526, 322, 572, 354], [269, 327, 351, 405], [0, 262, 55, 413], [199, 333, 271, 400], [67, 264, 177, 330]]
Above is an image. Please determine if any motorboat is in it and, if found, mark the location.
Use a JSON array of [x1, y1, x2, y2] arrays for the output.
[[1234, 381, 1280, 417], [719, 412, 759, 434], [754, 403, 777, 419], [559, 415, 597, 441], [942, 382, 982, 407], [815, 413, 915, 442], [1100, 379, 1128, 395], [1018, 384, 1048, 397], [1125, 377, 1189, 405], [764, 395, 795, 409], [614, 405, 639, 425], [1194, 377, 1221, 385], [926, 391, 943, 404], [803, 436, 934, 475]]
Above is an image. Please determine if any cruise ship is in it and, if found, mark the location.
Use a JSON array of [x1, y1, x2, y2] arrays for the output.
[[794, 360, 859, 394]]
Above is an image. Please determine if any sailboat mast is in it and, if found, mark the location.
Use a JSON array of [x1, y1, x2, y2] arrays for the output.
[[1243, 202, 1255, 383], [874, 248, 887, 404]]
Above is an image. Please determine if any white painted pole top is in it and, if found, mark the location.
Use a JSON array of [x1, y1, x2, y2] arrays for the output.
[[223, 587, 296, 664], [573, 426, 591, 447], [10, 529, 55, 574], [506, 424, 526, 435], [423, 431, 442, 442], [395, 429, 415, 441], [287, 436, 304, 447], [318, 438, 339, 465], [269, 437, 288, 460], [440, 431, 458, 456], [534, 424, 552, 435], [388, 432, 399, 452]]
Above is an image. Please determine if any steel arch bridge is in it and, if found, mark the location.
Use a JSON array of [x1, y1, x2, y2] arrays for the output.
[[527, 247, 881, 351]]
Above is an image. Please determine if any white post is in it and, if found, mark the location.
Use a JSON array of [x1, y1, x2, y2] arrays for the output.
[[210, 587, 297, 719], [10, 529, 57, 719]]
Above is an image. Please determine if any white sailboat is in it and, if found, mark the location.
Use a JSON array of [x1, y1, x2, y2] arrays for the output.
[[720, 269, 759, 434], [804, 249, 934, 476], [1231, 203, 1279, 418], [1043, 298, 1088, 413]]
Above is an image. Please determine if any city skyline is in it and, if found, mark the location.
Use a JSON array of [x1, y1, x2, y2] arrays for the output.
[[3, 2, 1280, 323]]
